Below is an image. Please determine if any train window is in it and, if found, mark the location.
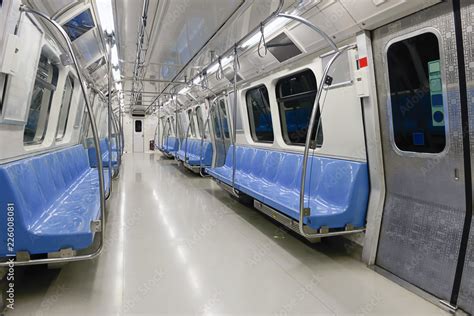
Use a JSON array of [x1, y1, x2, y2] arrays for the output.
[[187, 109, 196, 137], [218, 99, 230, 139], [63, 9, 95, 42], [228, 91, 243, 132], [24, 51, 59, 145], [135, 120, 142, 133], [56, 75, 75, 140], [387, 32, 446, 153], [246, 85, 274, 143], [170, 117, 176, 136], [212, 107, 222, 139], [73, 96, 85, 129], [196, 106, 204, 137], [276, 69, 323, 147]]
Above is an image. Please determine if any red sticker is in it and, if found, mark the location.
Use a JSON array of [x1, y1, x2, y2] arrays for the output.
[[359, 57, 368, 68]]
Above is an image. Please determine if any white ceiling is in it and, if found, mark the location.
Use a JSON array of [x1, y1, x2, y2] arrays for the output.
[[113, 0, 289, 110]]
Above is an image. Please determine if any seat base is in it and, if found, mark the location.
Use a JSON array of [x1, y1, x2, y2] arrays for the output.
[[213, 178, 366, 242]]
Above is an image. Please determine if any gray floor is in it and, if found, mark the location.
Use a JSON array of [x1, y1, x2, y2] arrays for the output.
[[7, 153, 447, 316]]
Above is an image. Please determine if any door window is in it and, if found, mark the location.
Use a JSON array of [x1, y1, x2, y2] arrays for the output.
[[135, 120, 143, 133], [387, 32, 446, 153]]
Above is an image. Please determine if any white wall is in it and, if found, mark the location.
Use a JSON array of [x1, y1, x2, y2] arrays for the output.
[[123, 114, 158, 153]]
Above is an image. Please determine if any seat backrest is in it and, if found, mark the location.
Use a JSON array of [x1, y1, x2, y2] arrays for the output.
[[241, 147, 256, 174], [262, 151, 282, 183], [235, 146, 247, 171], [276, 152, 301, 189], [0, 145, 90, 228], [315, 159, 355, 207], [223, 145, 234, 168], [201, 141, 213, 165], [250, 149, 269, 178]]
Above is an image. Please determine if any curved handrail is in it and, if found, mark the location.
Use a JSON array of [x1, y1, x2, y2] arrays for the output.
[[105, 42, 114, 195], [230, 47, 240, 197], [277, 14, 338, 52], [110, 111, 121, 179], [199, 97, 219, 177], [183, 114, 193, 163], [0, 5, 107, 266]]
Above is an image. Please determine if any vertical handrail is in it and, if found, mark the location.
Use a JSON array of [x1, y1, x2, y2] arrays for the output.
[[111, 109, 121, 178], [2, 5, 107, 266], [199, 98, 218, 177], [105, 38, 114, 194], [214, 101, 227, 166], [230, 47, 239, 197], [199, 118, 211, 177], [276, 13, 358, 238], [183, 118, 192, 163], [162, 119, 171, 154]]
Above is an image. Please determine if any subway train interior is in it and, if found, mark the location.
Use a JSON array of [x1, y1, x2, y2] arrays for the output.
[[0, 0, 474, 315]]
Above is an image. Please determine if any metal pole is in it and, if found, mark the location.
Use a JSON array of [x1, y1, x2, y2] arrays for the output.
[[297, 44, 364, 238], [230, 47, 239, 197], [199, 98, 217, 178], [105, 37, 114, 194], [1, 6, 107, 266]]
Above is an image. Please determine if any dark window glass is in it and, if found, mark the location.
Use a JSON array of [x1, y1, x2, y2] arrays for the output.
[[24, 51, 59, 144], [212, 107, 222, 139], [135, 120, 143, 133], [196, 106, 205, 138], [63, 9, 95, 41], [246, 85, 274, 143], [56, 75, 75, 139], [387, 32, 446, 153], [276, 69, 322, 146], [218, 99, 230, 139], [187, 109, 196, 137]]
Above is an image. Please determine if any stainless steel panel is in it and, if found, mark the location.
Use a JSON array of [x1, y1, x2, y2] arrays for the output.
[[457, 0, 474, 313], [373, 0, 466, 301]]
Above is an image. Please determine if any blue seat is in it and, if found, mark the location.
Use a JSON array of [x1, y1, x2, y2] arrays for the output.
[[160, 137, 179, 156], [0, 145, 106, 256], [177, 139, 214, 167], [206, 146, 369, 230], [87, 138, 118, 169]]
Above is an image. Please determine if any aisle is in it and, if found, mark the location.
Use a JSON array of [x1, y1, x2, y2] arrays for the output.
[[8, 153, 446, 315]]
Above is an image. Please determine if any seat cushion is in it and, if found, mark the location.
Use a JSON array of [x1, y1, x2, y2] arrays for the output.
[[207, 145, 370, 230], [0, 145, 105, 256]]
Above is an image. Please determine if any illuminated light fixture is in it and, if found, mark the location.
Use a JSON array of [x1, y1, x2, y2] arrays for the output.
[[241, 17, 288, 48], [178, 87, 190, 95], [111, 45, 120, 67], [207, 55, 234, 75], [241, 33, 261, 49], [193, 76, 202, 85], [95, 0, 115, 34], [112, 68, 121, 81]]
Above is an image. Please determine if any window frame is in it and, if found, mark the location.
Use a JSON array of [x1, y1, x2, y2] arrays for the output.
[[135, 119, 143, 133], [384, 28, 449, 157], [245, 84, 274, 144], [23, 47, 60, 146], [218, 98, 230, 140], [275, 68, 323, 147], [187, 108, 196, 138], [56, 73, 76, 140]]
